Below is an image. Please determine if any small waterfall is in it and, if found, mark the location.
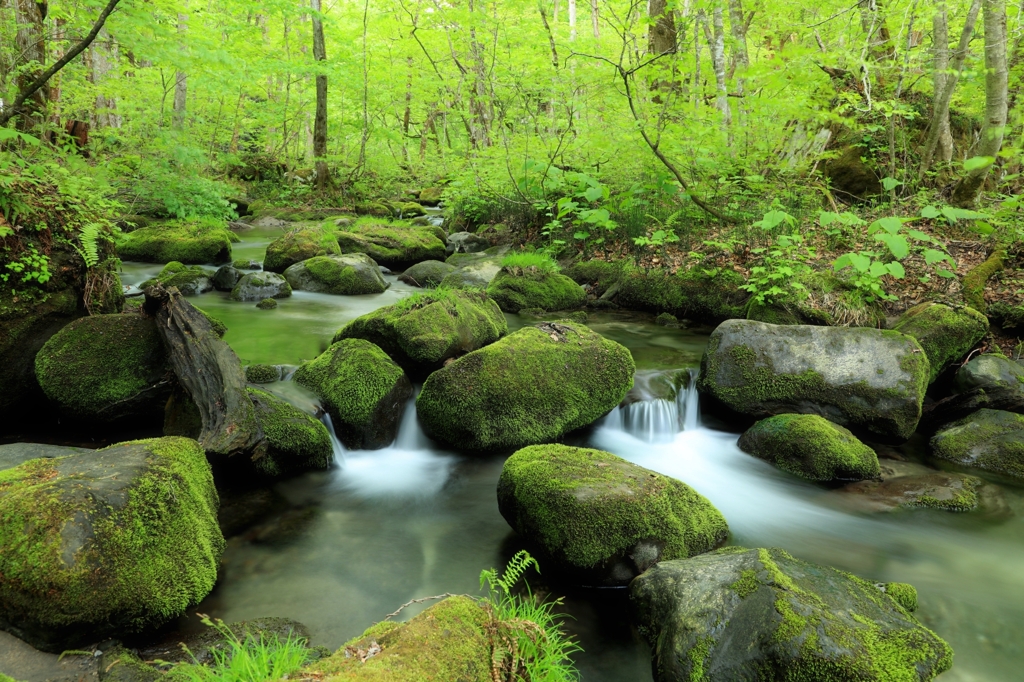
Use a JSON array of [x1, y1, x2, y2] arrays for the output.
[[615, 367, 701, 442], [319, 412, 346, 464], [393, 395, 431, 450], [680, 367, 700, 431]]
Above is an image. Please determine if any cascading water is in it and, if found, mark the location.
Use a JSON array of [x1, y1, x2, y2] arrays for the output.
[[319, 412, 346, 464], [614, 367, 700, 442]]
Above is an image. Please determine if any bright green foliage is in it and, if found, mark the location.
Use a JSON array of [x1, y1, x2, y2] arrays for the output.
[[263, 226, 341, 273], [931, 409, 1024, 480], [248, 388, 333, 478], [487, 268, 586, 313], [891, 303, 988, 383], [497, 446, 729, 576], [333, 288, 507, 374], [293, 339, 412, 449], [499, 251, 560, 274], [741, 232, 814, 307], [417, 321, 634, 450], [335, 222, 446, 269], [0, 438, 223, 651], [738, 414, 881, 482], [118, 220, 233, 264], [34, 313, 167, 421]]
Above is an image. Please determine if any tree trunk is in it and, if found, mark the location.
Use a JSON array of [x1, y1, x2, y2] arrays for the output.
[[649, 0, 677, 54], [173, 9, 188, 129], [728, 0, 749, 71], [703, 6, 731, 129], [468, 0, 491, 148], [591, 0, 599, 38], [931, 2, 953, 162], [311, 0, 332, 191], [952, 0, 1008, 207], [13, 0, 47, 131], [91, 29, 121, 129], [568, 0, 577, 41], [919, 0, 982, 176]]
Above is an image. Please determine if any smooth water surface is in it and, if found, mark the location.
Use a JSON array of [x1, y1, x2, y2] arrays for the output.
[[117, 227, 1024, 681]]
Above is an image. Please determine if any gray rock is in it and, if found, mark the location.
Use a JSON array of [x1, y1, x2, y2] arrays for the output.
[[890, 302, 988, 383], [0, 443, 89, 472], [630, 547, 952, 682], [212, 264, 243, 291], [446, 231, 490, 255], [954, 354, 1024, 394], [228, 221, 254, 231], [251, 215, 289, 228], [283, 254, 388, 295], [231, 272, 293, 301], [398, 260, 456, 288], [836, 459, 991, 512], [931, 408, 1024, 480], [439, 258, 503, 290], [697, 320, 930, 440]]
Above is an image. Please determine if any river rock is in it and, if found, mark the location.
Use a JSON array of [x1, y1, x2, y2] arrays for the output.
[[953, 353, 1024, 395], [891, 302, 988, 383], [487, 269, 587, 313], [283, 254, 388, 295], [738, 414, 880, 482], [0, 443, 89, 471], [836, 459, 986, 513], [117, 224, 233, 264], [305, 596, 491, 680], [336, 223, 446, 269], [245, 364, 281, 383], [248, 388, 333, 478], [498, 445, 728, 586], [931, 409, 1024, 480], [333, 289, 507, 376], [34, 313, 169, 423], [256, 298, 278, 309], [697, 320, 929, 440], [417, 321, 634, 450], [263, 226, 341, 273], [0, 437, 224, 652], [251, 215, 289, 228], [141, 262, 214, 296], [233, 258, 262, 270], [630, 547, 953, 682], [231, 272, 292, 301], [293, 339, 413, 449], [418, 187, 444, 206], [446, 231, 489, 255], [212, 264, 243, 291], [398, 260, 455, 288]]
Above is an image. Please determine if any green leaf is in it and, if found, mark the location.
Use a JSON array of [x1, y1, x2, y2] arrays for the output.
[[869, 261, 889, 277], [885, 262, 906, 279], [573, 231, 590, 240], [869, 216, 904, 235], [964, 156, 995, 172], [971, 221, 996, 235], [920, 205, 941, 219], [881, 177, 901, 191], [936, 268, 956, 278], [582, 186, 604, 202], [923, 249, 951, 266], [876, 233, 910, 259]]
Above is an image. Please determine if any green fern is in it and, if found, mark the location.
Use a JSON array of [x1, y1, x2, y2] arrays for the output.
[[480, 550, 540, 598], [73, 222, 102, 268]]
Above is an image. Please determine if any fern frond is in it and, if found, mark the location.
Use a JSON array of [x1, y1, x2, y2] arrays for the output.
[[75, 222, 102, 268], [497, 550, 540, 594]]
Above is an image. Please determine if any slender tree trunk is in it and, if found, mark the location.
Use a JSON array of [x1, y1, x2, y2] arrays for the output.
[[568, 0, 577, 41], [468, 0, 491, 148], [13, 0, 47, 131], [952, 0, 1008, 206], [311, 0, 332, 191], [591, 0, 599, 38], [402, 56, 413, 162], [703, 6, 731, 130], [728, 0, 749, 94], [649, 0, 677, 54], [932, 2, 953, 162], [920, 0, 982, 175], [91, 29, 121, 129], [173, 7, 188, 129]]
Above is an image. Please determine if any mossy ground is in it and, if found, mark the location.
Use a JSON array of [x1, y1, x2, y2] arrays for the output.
[[417, 321, 635, 450], [498, 445, 729, 572], [487, 268, 586, 313], [263, 226, 341, 273], [117, 220, 233, 264], [892, 302, 988, 383], [248, 388, 333, 477]]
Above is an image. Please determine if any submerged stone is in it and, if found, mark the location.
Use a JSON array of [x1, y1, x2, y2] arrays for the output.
[[498, 445, 728, 586], [630, 547, 952, 682], [836, 459, 986, 513], [738, 414, 880, 482]]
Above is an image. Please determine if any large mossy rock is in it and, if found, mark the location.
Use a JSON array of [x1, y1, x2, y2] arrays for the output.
[[738, 414, 880, 482], [617, 266, 748, 323], [0, 437, 224, 652], [306, 596, 491, 681], [293, 339, 412, 449], [335, 223, 446, 269], [698, 320, 929, 440], [231, 272, 292, 301], [417, 321, 635, 451], [284, 254, 388, 295], [892, 303, 988, 383], [930, 409, 1024, 480], [398, 259, 455, 288], [263, 226, 341, 273], [117, 224, 232, 264], [140, 261, 214, 296], [486, 269, 586, 313], [332, 290, 507, 376], [630, 547, 952, 682], [498, 445, 728, 586], [34, 314, 169, 424], [248, 388, 334, 478], [953, 353, 1024, 394], [837, 460, 985, 513]]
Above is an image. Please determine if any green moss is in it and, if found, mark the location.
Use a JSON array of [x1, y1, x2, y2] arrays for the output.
[[892, 303, 988, 383], [193, 306, 227, 337], [911, 475, 981, 512], [0, 437, 223, 649], [729, 569, 760, 598], [256, 298, 278, 309], [34, 314, 167, 420], [308, 596, 492, 681], [962, 248, 1005, 313], [233, 258, 261, 270], [335, 221, 446, 268], [738, 414, 881, 482], [263, 226, 341, 273], [563, 260, 623, 297], [885, 583, 918, 613], [333, 289, 507, 375], [617, 267, 685, 313], [287, 254, 388, 295], [248, 388, 333, 477], [417, 322, 635, 450], [117, 221, 233, 264], [617, 266, 748, 323], [931, 409, 1024, 480], [245, 364, 279, 383], [231, 272, 292, 301], [487, 269, 586, 313], [656, 312, 679, 326], [293, 339, 411, 449]]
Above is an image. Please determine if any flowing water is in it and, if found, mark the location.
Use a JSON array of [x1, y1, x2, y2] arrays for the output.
[[115, 225, 1024, 681]]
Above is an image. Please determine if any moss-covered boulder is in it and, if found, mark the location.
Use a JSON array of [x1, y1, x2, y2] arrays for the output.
[[263, 226, 341, 273], [837, 459, 985, 513], [892, 303, 988, 383], [398, 260, 455, 288], [231, 272, 292, 301], [117, 223, 233, 264], [336, 223, 446, 269], [738, 414, 880, 482], [417, 322, 634, 450], [418, 187, 444, 205], [953, 353, 1024, 394], [256, 298, 278, 310], [564, 260, 623, 297], [305, 596, 491, 680], [248, 388, 333, 478], [332, 290, 507, 376], [140, 262, 213, 296], [617, 266, 748, 323], [283, 254, 388, 295], [630, 547, 952, 682], [0, 437, 224, 652], [698, 320, 929, 440], [498, 445, 728, 586], [293, 339, 413, 449], [487, 269, 586, 313], [212, 264, 243, 291], [245, 364, 280, 383], [931, 409, 1024, 480], [34, 314, 169, 423]]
